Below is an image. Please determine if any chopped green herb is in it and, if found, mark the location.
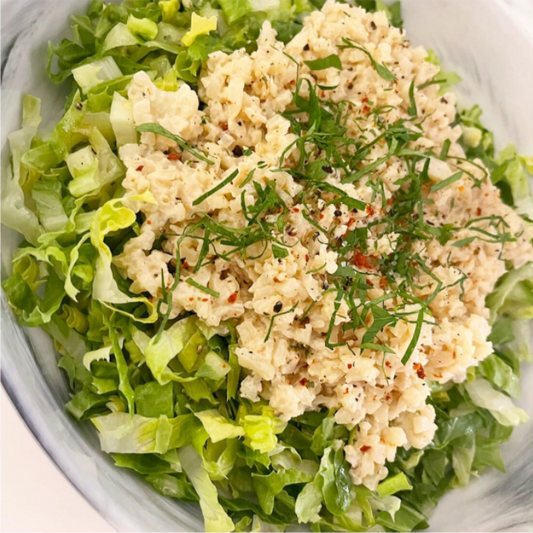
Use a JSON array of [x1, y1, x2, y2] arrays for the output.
[[193, 169, 239, 206], [430, 171, 464, 193], [185, 278, 220, 298], [304, 54, 343, 71]]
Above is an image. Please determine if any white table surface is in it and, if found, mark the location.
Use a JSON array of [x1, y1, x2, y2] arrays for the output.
[[1, 1, 532, 532]]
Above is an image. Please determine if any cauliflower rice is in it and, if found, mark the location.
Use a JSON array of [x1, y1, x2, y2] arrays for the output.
[[113, 1, 533, 489]]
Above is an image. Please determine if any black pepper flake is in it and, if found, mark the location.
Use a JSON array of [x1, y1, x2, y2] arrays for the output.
[[370, 21, 377, 30], [303, 44, 310, 51], [75, 102, 83, 111], [322, 165, 333, 173], [273, 302, 283, 313], [334, 210, 342, 217], [233, 146, 243, 157]]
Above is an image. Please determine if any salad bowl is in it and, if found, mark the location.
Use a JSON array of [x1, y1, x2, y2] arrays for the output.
[[1, 0, 532, 531]]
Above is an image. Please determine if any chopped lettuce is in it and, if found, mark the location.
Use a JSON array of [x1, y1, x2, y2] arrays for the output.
[[90, 196, 158, 323], [465, 379, 528, 427], [1, 95, 44, 244], [178, 446, 235, 533], [144, 316, 198, 383], [494, 144, 533, 217], [195, 410, 245, 442], [92, 412, 176, 454], [110, 92, 137, 147], [241, 406, 287, 454], [182, 13, 218, 47], [486, 263, 533, 322], [67, 128, 124, 197], [72, 57, 123, 94], [127, 15, 159, 41], [103, 23, 141, 51], [478, 353, 521, 398], [376, 473, 412, 497]]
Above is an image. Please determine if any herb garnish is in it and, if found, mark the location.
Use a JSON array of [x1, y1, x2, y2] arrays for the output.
[[304, 54, 343, 71], [137, 123, 215, 165]]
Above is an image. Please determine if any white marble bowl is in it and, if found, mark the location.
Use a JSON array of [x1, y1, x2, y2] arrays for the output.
[[1, 1, 532, 531]]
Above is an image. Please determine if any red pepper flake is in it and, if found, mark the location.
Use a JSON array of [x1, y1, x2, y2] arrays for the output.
[[228, 292, 238, 304], [476, 207, 482, 216], [353, 252, 373, 269], [362, 96, 369, 104], [136, 165, 144, 172], [347, 217, 356, 228], [347, 364, 353, 369], [366, 278, 373, 287], [321, 91, 326, 98], [379, 277, 389, 289], [222, 364, 227, 369], [319, 213, 325, 220], [385, 361, 391, 368], [362, 105, 371, 114], [293, 207, 300, 213], [299, 378, 308, 386], [386, 198, 393, 206], [167, 153, 181, 161], [202, 298, 209, 302], [182, 261, 189, 269], [413, 362, 425, 379], [366, 205, 375, 216], [305, 254, 310, 262], [360, 445, 372, 453], [189, 297, 194, 302], [344, 387, 350, 394], [147, 220, 152, 225], [221, 122, 228, 131]]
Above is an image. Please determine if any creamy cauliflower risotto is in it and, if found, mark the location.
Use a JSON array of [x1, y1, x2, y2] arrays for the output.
[[3, 1, 533, 531]]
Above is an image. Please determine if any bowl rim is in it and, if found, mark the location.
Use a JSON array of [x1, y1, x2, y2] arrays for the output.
[[1, 0, 532, 532]]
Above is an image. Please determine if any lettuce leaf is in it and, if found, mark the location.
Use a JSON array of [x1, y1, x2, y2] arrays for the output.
[[182, 13, 218, 47], [253, 468, 313, 515], [195, 409, 245, 442], [72, 57, 123, 94], [486, 263, 533, 322], [144, 316, 198, 383], [92, 412, 176, 454], [478, 353, 521, 398], [135, 381, 175, 418], [465, 379, 529, 426], [242, 406, 287, 454], [90, 196, 158, 323], [376, 473, 412, 497], [1, 94, 44, 244], [178, 445, 235, 533], [145, 473, 199, 502]]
